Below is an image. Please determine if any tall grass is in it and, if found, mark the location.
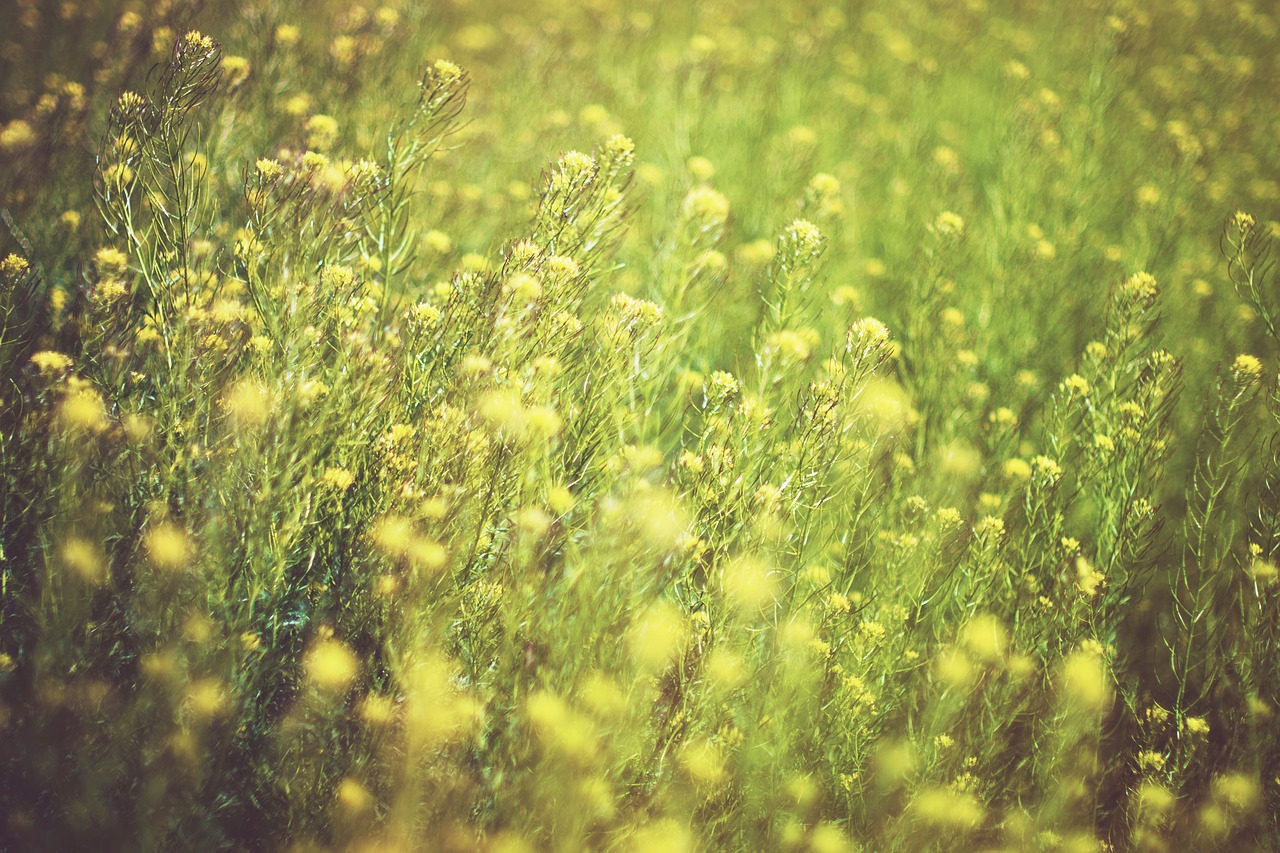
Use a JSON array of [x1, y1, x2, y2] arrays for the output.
[[1, 0, 1278, 849]]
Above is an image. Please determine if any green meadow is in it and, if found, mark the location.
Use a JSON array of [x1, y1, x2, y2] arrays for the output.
[[1, 0, 1279, 849]]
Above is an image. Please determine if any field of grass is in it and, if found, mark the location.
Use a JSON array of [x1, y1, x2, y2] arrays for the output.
[[2, 0, 1279, 849]]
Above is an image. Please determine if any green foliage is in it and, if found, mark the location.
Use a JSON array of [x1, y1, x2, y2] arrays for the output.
[[2, 1, 1279, 850]]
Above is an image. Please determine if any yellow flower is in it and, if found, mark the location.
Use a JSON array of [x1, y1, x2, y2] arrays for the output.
[[306, 638, 359, 694], [1136, 184, 1162, 207], [1076, 557, 1105, 597], [60, 386, 109, 432], [1183, 716, 1210, 736], [0, 120, 36, 153], [1060, 650, 1111, 711], [275, 24, 300, 47], [145, 523, 193, 571], [335, 777, 374, 820], [321, 467, 355, 491], [681, 185, 730, 224], [305, 114, 339, 152], [1061, 374, 1090, 396], [1123, 271, 1158, 301], [1002, 458, 1032, 481], [60, 536, 105, 584], [934, 211, 965, 236], [1232, 353, 1262, 382], [31, 351, 72, 373], [1, 253, 30, 279]]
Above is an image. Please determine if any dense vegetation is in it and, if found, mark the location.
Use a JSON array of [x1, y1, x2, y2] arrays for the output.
[[2, 0, 1279, 849]]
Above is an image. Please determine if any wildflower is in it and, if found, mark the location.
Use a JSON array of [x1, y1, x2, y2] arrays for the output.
[[186, 678, 228, 719], [936, 507, 962, 528], [783, 218, 824, 254], [860, 617, 890, 637], [829, 285, 861, 309], [693, 249, 726, 272], [505, 272, 541, 301], [31, 351, 72, 373], [300, 150, 328, 171], [1061, 374, 1090, 396], [1247, 558, 1278, 581], [848, 316, 892, 353], [94, 247, 128, 276], [424, 229, 452, 254], [145, 523, 192, 571], [526, 690, 599, 763], [1138, 782, 1176, 815], [2, 253, 30, 280], [0, 120, 36, 153], [1212, 772, 1260, 812], [961, 614, 1007, 663], [548, 151, 596, 194], [721, 555, 776, 613], [514, 506, 552, 536], [1136, 184, 1161, 207], [181, 30, 216, 53], [609, 292, 663, 332], [432, 59, 463, 83], [737, 239, 775, 266], [687, 155, 714, 181], [547, 485, 574, 514], [255, 157, 283, 181], [305, 114, 339, 151], [933, 211, 965, 236], [330, 35, 357, 66], [1076, 556, 1105, 597], [1059, 649, 1111, 711], [975, 515, 1005, 538], [809, 172, 840, 197], [321, 467, 355, 491], [1031, 456, 1063, 481], [1122, 271, 1158, 302], [372, 516, 447, 572], [1183, 716, 1210, 736], [600, 132, 635, 165], [1033, 239, 1057, 260], [306, 638, 359, 694], [912, 787, 985, 828], [766, 328, 818, 362], [681, 185, 730, 225], [826, 591, 851, 614], [60, 386, 109, 432], [809, 824, 854, 853], [221, 55, 250, 86], [1232, 353, 1262, 383], [223, 379, 271, 426], [335, 778, 374, 820], [359, 693, 397, 727], [1002, 458, 1031, 481], [1003, 60, 1031, 80], [60, 537, 105, 584], [681, 739, 727, 789], [705, 370, 740, 405]]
